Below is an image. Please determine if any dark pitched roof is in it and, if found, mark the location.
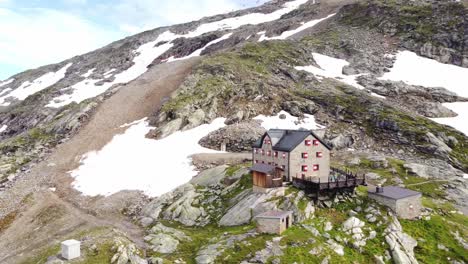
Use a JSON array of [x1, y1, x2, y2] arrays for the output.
[[252, 138, 262, 148], [255, 210, 293, 219], [274, 129, 332, 151], [250, 163, 276, 174], [369, 186, 421, 200], [251, 129, 332, 152]]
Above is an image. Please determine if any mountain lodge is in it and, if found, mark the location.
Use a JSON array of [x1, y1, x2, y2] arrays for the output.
[[250, 129, 365, 196]]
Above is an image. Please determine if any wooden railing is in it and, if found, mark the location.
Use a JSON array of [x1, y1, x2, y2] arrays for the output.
[[292, 167, 366, 191]]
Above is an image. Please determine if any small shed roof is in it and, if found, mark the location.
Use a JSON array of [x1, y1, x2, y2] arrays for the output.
[[256, 210, 293, 219], [250, 163, 276, 174], [369, 186, 421, 200], [61, 239, 80, 246]]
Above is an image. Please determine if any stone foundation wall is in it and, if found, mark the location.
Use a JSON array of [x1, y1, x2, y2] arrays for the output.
[[395, 195, 422, 219], [256, 218, 282, 234], [369, 193, 422, 219]]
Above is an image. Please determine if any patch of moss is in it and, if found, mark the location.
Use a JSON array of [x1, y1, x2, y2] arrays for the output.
[[218, 234, 273, 263], [0, 210, 18, 234]]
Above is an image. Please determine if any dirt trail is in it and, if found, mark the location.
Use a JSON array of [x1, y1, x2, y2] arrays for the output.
[[0, 58, 201, 263]]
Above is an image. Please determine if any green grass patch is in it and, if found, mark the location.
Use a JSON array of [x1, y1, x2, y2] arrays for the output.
[[401, 215, 468, 263]]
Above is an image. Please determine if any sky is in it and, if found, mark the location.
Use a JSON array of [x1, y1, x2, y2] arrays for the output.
[[0, 0, 269, 80]]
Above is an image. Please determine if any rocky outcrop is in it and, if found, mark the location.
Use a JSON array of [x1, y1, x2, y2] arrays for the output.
[[384, 214, 418, 264], [198, 120, 266, 152], [144, 223, 191, 254]]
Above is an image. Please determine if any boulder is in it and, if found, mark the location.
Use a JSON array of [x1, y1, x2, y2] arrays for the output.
[[145, 233, 179, 254], [342, 217, 365, 232], [329, 135, 354, 150], [198, 120, 266, 152], [190, 165, 228, 187]]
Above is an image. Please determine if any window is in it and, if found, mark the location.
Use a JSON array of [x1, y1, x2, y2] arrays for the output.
[[305, 140, 312, 146], [261, 150, 265, 155], [268, 162, 271, 165], [313, 164, 319, 171], [302, 152, 308, 159], [282, 153, 286, 159], [313, 140, 319, 146], [274, 151, 278, 157], [302, 165, 308, 172], [255, 160, 258, 163], [254, 149, 258, 154], [281, 165, 286, 170], [316, 152, 323, 158], [267, 151, 271, 156], [262, 161, 265, 164], [264, 139, 271, 144]]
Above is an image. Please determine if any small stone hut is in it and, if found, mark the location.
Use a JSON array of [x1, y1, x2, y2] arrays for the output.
[[368, 186, 422, 219], [255, 210, 293, 234]]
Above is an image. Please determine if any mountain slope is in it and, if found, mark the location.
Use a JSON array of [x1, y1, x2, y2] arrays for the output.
[[0, 0, 467, 263]]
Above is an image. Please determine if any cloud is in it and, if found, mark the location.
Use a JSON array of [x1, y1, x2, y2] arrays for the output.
[[0, 7, 121, 79]]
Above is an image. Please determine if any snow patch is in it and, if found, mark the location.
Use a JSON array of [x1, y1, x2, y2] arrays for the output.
[[430, 102, 468, 136], [259, 14, 335, 41], [183, 0, 308, 38], [82, 69, 95, 78], [0, 63, 72, 106], [295, 53, 364, 89], [0, 79, 14, 87], [71, 118, 226, 197], [47, 40, 174, 108], [254, 110, 323, 130], [370, 92, 386, 99], [380, 50, 468, 97], [0, 125, 7, 133], [167, 33, 233, 62]]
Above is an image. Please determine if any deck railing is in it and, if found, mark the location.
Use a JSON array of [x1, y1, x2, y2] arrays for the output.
[[292, 167, 366, 191]]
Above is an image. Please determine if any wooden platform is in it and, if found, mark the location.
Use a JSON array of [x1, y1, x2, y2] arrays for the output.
[[292, 167, 366, 194]]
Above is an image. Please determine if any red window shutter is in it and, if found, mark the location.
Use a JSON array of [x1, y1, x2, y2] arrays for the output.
[[313, 164, 319, 171], [305, 140, 311, 146], [313, 140, 319, 146], [274, 151, 278, 157], [316, 152, 322, 158], [302, 152, 308, 159], [282, 153, 286, 159], [302, 165, 308, 172]]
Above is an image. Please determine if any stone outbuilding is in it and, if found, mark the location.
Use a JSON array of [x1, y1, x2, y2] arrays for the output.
[[255, 210, 293, 234], [368, 186, 422, 219]]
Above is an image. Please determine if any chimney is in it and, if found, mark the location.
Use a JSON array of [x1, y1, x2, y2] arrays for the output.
[[376, 185, 384, 193]]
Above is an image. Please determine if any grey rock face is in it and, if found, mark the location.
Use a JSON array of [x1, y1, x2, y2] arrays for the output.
[[190, 165, 228, 187], [384, 214, 418, 264], [198, 120, 266, 152], [329, 134, 354, 150]]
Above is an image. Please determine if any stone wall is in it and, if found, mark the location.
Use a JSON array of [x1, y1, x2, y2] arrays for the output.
[[252, 134, 289, 179], [256, 213, 293, 234], [256, 218, 282, 234], [395, 195, 422, 219], [289, 135, 330, 182], [369, 193, 422, 219]]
